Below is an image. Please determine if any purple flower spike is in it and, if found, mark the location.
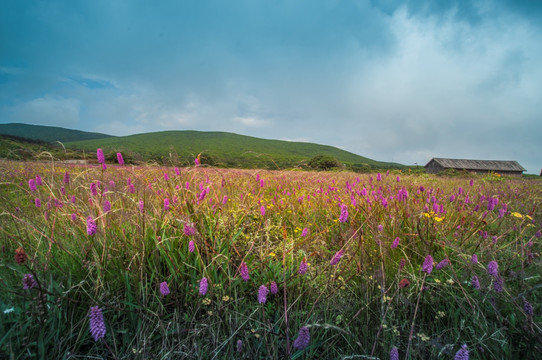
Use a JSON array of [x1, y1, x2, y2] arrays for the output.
[[338, 204, 348, 223], [258, 285, 269, 304], [422, 255, 433, 274], [116, 152, 124, 166], [298, 260, 309, 275], [34, 198, 41, 208], [188, 240, 195, 253], [28, 179, 37, 192], [240, 262, 250, 281], [86, 217, 97, 236], [391, 237, 400, 249], [160, 281, 170, 296], [236, 339, 243, 353], [435, 259, 449, 270], [163, 198, 170, 211], [330, 250, 344, 266], [487, 261, 498, 277], [89, 306, 106, 342], [270, 281, 278, 295], [471, 254, 478, 265], [454, 344, 469, 360], [199, 277, 208, 296], [471, 275, 480, 290], [96, 148, 105, 164], [390, 346, 399, 360], [301, 227, 309, 237], [293, 326, 310, 350], [23, 274, 38, 289]]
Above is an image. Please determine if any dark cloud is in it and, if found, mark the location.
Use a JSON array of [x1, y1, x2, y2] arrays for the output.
[[1, 0, 541, 173]]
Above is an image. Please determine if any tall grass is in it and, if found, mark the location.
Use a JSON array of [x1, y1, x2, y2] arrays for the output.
[[0, 159, 541, 359]]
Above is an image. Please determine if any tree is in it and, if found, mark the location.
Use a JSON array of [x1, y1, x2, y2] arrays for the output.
[[308, 155, 341, 170]]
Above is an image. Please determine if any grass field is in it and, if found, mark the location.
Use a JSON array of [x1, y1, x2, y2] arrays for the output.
[[1, 156, 541, 359]]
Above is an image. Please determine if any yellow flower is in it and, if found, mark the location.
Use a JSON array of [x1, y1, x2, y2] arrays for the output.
[[434, 216, 444, 222], [222, 295, 230, 302], [202, 298, 211, 306], [268, 252, 276, 257], [511, 212, 523, 218]]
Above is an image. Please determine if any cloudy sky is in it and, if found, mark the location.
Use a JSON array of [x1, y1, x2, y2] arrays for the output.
[[1, 0, 541, 173]]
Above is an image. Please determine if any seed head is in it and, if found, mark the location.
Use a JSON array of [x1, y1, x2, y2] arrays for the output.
[[15, 247, 28, 265]]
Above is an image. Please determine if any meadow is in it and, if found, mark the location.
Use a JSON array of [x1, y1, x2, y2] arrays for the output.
[[0, 154, 541, 359]]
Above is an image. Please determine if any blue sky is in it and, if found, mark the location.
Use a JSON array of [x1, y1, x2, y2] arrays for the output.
[[1, 0, 541, 173]]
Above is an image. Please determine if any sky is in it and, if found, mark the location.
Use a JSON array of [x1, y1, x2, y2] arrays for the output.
[[1, 0, 541, 174]]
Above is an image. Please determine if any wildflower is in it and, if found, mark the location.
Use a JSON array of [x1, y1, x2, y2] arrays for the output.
[[536, 230, 541, 238], [194, 157, 200, 166], [487, 261, 498, 277], [338, 204, 348, 222], [164, 173, 169, 181], [129, 184, 135, 193], [116, 152, 124, 165], [103, 200, 111, 213], [164, 198, 170, 211], [199, 277, 208, 296], [63, 171, 70, 184], [15, 247, 28, 265], [34, 198, 41, 208], [188, 240, 195, 253], [301, 227, 309, 237], [96, 148, 105, 164], [391, 237, 400, 249], [436, 259, 449, 270], [23, 274, 37, 289], [240, 262, 250, 281], [184, 223, 196, 236], [89, 306, 106, 341], [35, 175, 42, 185], [422, 255, 433, 274], [330, 250, 344, 266], [260, 205, 266, 216], [399, 258, 406, 270], [298, 260, 309, 275], [86, 217, 97, 236], [471, 275, 480, 290], [28, 179, 36, 191], [390, 346, 399, 360], [222, 195, 228, 204], [378, 224, 384, 232], [493, 276, 503, 293], [270, 281, 278, 294], [293, 326, 310, 350], [471, 254, 478, 265], [71, 195, 76, 203], [399, 278, 410, 288], [71, 213, 76, 221], [160, 281, 170, 296], [258, 285, 268, 304], [454, 344, 469, 360], [90, 183, 98, 196], [236, 339, 243, 353], [524, 300, 533, 316]]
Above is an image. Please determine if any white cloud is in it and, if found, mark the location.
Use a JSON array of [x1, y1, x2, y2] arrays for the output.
[[234, 116, 270, 128], [6, 95, 80, 127]]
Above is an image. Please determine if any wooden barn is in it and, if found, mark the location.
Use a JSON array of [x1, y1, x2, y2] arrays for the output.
[[425, 158, 526, 175]]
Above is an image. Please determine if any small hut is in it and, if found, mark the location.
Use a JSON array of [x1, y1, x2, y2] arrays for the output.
[[425, 158, 525, 176]]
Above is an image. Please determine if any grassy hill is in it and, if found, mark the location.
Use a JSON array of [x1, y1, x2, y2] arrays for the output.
[[66, 130, 404, 170], [0, 123, 113, 143]]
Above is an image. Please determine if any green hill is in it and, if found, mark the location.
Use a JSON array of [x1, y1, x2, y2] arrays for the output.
[[66, 130, 404, 170], [0, 123, 113, 143]]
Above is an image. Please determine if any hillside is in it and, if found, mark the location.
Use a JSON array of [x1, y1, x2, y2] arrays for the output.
[[0, 123, 113, 143], [66, 130, 405, 170]]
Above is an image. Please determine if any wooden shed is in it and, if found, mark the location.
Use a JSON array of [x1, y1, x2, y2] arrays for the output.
[[425, 158, 526, 175]]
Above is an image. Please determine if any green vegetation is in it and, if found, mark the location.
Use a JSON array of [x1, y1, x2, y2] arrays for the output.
[[0, 123, 113, 143], [1, 161, 541, 359], [66, 130, 404, 170]]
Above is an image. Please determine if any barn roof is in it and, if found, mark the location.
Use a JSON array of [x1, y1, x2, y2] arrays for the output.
[[425, 158, 526, 172]]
